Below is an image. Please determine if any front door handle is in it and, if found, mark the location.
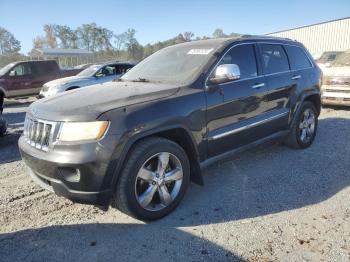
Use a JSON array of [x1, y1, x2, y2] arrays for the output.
[[252, 83, 265, 89], [292, 75, 301, 80]]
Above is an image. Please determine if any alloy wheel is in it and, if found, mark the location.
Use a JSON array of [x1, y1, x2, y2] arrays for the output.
[[134, 152, 183, 211], [299, 108, 316, 143]]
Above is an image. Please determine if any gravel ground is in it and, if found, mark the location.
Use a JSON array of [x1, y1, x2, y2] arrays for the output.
[[0, 101, 349, 262]]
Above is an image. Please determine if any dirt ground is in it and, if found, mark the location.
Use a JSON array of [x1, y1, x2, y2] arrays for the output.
[[0, 100, 349, 262]]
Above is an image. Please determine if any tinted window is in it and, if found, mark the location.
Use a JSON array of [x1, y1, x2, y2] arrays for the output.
[[11, 63, 32, 76], [285, 45, 312, 70], [260, 44, 289, 74], [97, 65, 116, 76], [219, 44, 257, 79], [33, 61, 57, 75]]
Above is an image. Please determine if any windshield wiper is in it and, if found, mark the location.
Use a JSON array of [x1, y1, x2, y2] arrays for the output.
[[130, 77, 150, 82]]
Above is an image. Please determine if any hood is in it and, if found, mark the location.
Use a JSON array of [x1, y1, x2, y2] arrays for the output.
[[29, 81, 179, 121], [322, 66, 350, 77], [45, 76, 90, 87]]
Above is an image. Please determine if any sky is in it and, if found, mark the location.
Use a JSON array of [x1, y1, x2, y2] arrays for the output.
[[1, 0, 349, 54]]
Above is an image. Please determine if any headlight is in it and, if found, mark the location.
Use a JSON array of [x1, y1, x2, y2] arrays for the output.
[[58, 121, 109, 142]]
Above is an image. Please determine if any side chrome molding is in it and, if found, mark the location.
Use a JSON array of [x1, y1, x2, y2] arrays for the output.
[[210, 111, 289, 140]]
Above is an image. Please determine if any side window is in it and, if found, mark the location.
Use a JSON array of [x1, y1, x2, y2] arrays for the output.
[[284, 45, 312, 70], [97, 66, 116, 76], [118, 65, 133, 74], [38, 62, 57, 75], [219, 44, 258, 79], [11, 63, 32, 76], [260, 44, 289, 74]]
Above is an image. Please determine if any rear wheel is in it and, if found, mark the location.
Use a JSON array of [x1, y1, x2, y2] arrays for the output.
[[112, 137, 190, 221], [284, 101, 318, 149]]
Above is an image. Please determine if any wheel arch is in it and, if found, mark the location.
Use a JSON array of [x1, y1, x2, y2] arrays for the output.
[[291, 91, 321, 127], [110, 125, 203, 194], [0, 87, 7, 98], [66, 86, 80, 91], [303, 93, 321, 116]]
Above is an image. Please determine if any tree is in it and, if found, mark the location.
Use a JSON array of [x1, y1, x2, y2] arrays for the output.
[[229, 32, 241, 38], [114, 32, 127, 52], [212, 28, 227, 38], [0, 27, 21, 55], [125, 29, 143, 60], [54, 25, 74, 48], [183, 31, 194, 41], [32, 36, 46, 49], [43, 24, 57, 48]]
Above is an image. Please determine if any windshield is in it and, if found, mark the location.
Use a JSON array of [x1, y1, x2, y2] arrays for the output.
[[77, 64, 101, 77], [331, 51, 350, 67], [121, 42, 218, 85], [0, 63, 15, 76], [316, 52, 341, 64]]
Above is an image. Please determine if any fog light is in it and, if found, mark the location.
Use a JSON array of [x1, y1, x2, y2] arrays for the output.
[[58, 167, 81, 182]]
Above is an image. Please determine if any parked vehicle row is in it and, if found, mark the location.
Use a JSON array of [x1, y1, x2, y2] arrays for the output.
[[39, 62, 136, 98], [0, 60, 82, 99], [19, 36, 322, 220]]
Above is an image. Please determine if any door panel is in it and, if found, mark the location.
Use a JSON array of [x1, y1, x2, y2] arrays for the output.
[[257, 43, 294, 130], [205, 43, 271, 157], [6, 63, 34, 97], [206, 76, 270, 157]]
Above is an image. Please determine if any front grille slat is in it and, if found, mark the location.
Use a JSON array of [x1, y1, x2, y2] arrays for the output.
[[24, 117, 55, 152]]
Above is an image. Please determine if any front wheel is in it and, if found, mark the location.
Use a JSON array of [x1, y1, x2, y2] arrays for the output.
[[112, 137, 190, 221], [284, 101, 318, 149]]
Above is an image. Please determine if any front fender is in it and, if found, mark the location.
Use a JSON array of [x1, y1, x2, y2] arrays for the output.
[[0, 86, 8, 97]]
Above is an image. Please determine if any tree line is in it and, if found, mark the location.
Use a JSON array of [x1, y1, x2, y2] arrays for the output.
[[0, 24, 242, 62]]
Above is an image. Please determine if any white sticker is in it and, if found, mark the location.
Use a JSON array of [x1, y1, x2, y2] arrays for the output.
[[187, 48, 214, 55]]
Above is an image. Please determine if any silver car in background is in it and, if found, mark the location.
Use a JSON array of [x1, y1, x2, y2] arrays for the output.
[[39, 62, 135, 98]]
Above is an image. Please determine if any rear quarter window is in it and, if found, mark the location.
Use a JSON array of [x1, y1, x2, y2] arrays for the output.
[[285, 45, 312, 70]]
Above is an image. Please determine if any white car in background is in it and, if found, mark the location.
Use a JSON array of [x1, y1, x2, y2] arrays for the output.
[[321, 50, 350, 106], [39, 62, 136, 98], [315, 51, 343, 69]]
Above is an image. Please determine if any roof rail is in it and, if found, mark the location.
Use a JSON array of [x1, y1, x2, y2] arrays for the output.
[[241, 34, 293, 41]]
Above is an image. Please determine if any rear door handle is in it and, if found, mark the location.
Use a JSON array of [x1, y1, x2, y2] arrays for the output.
[[252, 83, 265, 89], [292, 75, 301, 80]]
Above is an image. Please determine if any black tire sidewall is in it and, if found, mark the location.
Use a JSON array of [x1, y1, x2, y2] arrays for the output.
[[295, 102, 318, 148], [123, 139, 190, 220]]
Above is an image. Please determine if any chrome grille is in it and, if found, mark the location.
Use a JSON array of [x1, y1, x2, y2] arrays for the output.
[[24, 117, 56, 151]]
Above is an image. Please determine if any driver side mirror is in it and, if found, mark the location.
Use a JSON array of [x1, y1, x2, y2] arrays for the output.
[[209, 64, 240, 84]]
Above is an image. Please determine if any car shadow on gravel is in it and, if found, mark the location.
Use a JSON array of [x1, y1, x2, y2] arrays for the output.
[[0, 111, 25, 164], [0, 223, 246, 262], [166, 117, 350, 227], [1, 117, 350, 261]]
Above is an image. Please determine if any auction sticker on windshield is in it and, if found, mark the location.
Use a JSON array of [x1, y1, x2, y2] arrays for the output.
[[187, 48, 214, 55]]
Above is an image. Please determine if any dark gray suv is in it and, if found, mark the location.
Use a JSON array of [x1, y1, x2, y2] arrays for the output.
[[19, 36, 321, 220]]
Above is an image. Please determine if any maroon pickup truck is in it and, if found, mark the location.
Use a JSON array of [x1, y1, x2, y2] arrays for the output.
[[0, 60, 82, 111]]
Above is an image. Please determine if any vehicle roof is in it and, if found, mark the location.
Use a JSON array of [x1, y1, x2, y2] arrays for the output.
[[10, 60, 57, 64], [173, 35, 299, 50], [100, 61, 137, 66]]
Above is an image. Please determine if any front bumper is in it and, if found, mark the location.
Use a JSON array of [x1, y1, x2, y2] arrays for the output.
[[18, 135, 119, 206], [321, 85, 350, 106]]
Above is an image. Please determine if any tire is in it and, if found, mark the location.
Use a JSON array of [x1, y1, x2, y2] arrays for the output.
[[112, 137, 190, 221], [284, 101, 318, 149], [0, 92, 4, 114], [0, 117, 6, 137]]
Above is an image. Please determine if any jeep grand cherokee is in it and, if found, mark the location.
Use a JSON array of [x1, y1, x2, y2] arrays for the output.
[[19, 36, 321, 220]]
